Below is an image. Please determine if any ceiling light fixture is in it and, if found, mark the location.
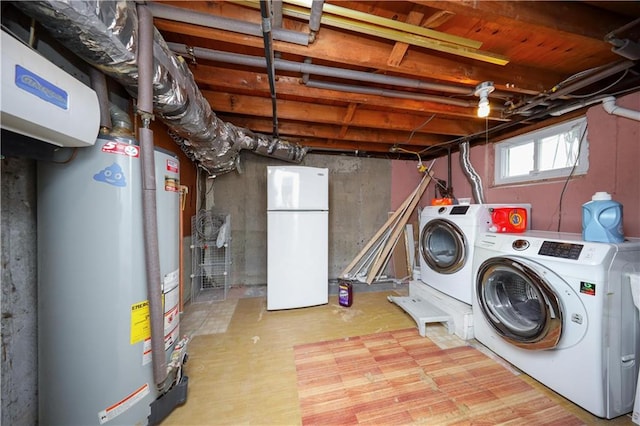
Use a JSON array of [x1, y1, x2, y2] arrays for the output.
[[475, 81, 495, 118]]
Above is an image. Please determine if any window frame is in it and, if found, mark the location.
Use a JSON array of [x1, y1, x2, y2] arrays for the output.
[[494, 117, 589, 185]]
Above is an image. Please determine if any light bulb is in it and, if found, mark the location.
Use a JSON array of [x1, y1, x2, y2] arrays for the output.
[[474, 81, 494, 118], [477, 97, 490, 118]]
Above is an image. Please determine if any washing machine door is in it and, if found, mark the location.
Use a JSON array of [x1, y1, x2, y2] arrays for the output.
[[420, 219, 466, 274], [476, 256, 563, 350]]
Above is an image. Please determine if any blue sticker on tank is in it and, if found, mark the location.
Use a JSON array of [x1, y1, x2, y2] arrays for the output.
[[94, 163, 127, 187]]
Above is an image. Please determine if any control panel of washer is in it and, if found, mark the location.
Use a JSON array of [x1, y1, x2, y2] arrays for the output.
[[538, 241, 584, 260]]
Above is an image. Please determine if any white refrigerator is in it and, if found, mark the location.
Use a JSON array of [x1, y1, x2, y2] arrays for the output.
[[267, 166, 329, 310]]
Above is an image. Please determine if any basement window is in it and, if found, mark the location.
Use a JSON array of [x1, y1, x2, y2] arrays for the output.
[[494, 117, 588, 185]]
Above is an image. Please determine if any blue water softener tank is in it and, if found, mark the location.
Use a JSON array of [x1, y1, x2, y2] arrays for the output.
[[582, 191, 624, 243]]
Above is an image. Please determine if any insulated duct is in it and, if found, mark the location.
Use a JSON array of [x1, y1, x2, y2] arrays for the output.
[[14, 0, 307, 176], [459, 141, 485, 204]]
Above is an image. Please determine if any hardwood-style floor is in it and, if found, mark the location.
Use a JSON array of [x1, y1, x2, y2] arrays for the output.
[[164, 287, 635, 425]]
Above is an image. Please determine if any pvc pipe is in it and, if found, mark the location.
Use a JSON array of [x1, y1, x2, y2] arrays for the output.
[[272, 0, 283, 28], [309, 0, 324, 32], [147, 2, 309, 46], [137, 4, 168, 389], [305, 79, 474, 107], [167, 42, 472, 95], [602, 96, 640, 122]]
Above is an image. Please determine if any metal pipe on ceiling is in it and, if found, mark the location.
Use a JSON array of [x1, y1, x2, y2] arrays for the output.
[[146, 2, 309, 46], [304, 79, 474, 107], [507, 60, 636, 116], [245, 0, 508, 65], [260, 0, 279, 138], [167, 42, 473, 96], [308, 0, 324, 42], [285, 0, 481, 49], [272, 0, 283, 28]]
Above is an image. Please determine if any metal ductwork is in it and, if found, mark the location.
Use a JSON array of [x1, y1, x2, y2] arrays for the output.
[[459, 140, 485, 204], [14, 0, 307, 176]]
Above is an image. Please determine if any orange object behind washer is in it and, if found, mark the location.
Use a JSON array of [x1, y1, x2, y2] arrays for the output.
[[430, 198, 453, 206], [490, 207, 527, 233]]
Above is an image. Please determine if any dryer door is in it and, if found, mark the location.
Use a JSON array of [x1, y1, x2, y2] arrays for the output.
[[420, 219, 466, 274], [475, 256, 562, 350]]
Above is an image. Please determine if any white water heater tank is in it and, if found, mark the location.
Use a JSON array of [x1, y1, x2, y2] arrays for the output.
[[38, 134, 182, 424], [1, 30, 99, 147]]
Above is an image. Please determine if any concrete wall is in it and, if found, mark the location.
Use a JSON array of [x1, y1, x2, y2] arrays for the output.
[[393, 91, 640, 238], [1, 158, 38, 426], [203, 153, 392, 285]]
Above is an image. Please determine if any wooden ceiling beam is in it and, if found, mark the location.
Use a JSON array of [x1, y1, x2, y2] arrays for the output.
[[191, 65, 488, 119], [218, 115, 451, 147], [203, 91, 484, 135], [339, 104, 358, 138], [409, 0, 630, 42], [154, 17, 561, 93], [387, 9, 425, 67]]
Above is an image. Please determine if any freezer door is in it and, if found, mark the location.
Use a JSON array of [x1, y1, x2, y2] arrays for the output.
[[267, 211, 328, 310], [267, 166, 328, 211]]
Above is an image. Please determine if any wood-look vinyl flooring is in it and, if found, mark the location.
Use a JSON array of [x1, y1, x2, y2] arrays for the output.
[[164, 290, 634, 425]]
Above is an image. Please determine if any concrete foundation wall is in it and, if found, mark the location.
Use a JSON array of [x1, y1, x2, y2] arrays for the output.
[[203, 153, 393, 285], [1, 158, 38, 426]]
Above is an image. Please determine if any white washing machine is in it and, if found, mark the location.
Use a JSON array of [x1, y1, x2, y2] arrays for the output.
[[418, 203, 530, 305], [472, 230, 640, 419]]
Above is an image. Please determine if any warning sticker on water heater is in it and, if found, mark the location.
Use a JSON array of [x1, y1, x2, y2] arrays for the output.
[[101, 141, 140, 158], [166, 158, 179, 173], [130, 300, 151, 344], [165, 176, 179, 192], [98, 383, 150, 424]]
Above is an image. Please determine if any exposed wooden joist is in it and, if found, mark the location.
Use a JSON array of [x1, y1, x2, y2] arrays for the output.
[[409, 0, 631, 41], [154, 17, 562, 93], [203, 91, 485, 135], [339, 103, 359, 138], [387, 10, 425, 67], [190, 65, 495, 120], [220, 115, 451, 147]]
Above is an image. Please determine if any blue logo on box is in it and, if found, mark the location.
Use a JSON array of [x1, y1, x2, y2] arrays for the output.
[[15, 64, 68, 110]]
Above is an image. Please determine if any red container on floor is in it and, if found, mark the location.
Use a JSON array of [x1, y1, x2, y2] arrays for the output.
[[490, 207, 527, 233]]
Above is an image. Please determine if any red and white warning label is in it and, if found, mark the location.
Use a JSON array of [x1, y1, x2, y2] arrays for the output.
[[98, 383, 150, 424], [101, 141, 140, 158]]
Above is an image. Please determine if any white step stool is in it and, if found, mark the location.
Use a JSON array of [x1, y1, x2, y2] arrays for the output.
[[388, 295, 453, 337]]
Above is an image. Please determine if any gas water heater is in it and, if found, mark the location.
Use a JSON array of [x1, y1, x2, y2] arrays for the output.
[[38, 132, 187, 425]]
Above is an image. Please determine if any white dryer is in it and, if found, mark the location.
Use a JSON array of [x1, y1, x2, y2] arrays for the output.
[[472, 231, 640, 419], [418, 203, 530, 305]]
